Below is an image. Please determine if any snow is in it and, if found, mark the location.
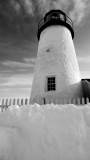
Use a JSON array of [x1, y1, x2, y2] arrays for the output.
[[0, 103, 90, 160]]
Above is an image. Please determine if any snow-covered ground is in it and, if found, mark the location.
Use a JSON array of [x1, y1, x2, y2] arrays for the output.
[[0, 103, 90, 160]]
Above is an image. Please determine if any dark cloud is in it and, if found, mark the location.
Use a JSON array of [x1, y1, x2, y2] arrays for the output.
[[0, 0, 90, 63], [0, 40, 37, 62], [0, 0, 40, 44], [0, 0, 89, 48], [0, 0, 90, 39], [36, 0, 90, 26]]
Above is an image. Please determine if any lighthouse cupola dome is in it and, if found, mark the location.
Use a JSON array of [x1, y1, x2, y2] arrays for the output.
[[37, 10, 74, 40]]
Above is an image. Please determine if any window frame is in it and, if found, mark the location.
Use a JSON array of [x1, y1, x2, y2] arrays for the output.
[[45, 76, 56, 92]]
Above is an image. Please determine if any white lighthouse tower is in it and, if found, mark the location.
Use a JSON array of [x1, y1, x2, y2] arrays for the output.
[[30, 10, 83, 104]]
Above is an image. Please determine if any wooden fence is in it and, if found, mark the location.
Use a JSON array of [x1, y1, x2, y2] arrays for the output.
[[0, 97, 90, 112]]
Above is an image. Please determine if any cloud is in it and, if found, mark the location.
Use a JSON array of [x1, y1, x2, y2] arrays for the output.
[[78, 56, 90, 63], [23, 57, 37, 64], [0, 0, 90, 30], [0, 73, 33, 98], [0, 1, 38, 44], [0, 0, 89, 56], [0, 87, 31, 99], [77, 55, 90, 78], [0, 40, 37, 64], [0, 73, 33, 87], [0, 73, 10, 85], [10, 0, 35, 16], [39, 0, 90, 26], [1, 60, 35, 68], [0, 70, 12, 73], [80, 71, 90, 78], [10, 0, 21, 15]]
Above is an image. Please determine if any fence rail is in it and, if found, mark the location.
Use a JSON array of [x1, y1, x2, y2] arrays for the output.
[[0, 97, 90, 112]]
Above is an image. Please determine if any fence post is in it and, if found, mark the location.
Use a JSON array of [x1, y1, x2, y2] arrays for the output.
[[5, 99, 8, 110], [86, 97, 89, 104], [25, 98, 28, 105], [77, 98, 80, 106], [27, 99, 29, 105], [13, 98, 16, 105], [72, 98, 76, 105], [1, 99, 4, 111], [17, 98, 20, 106], [82, 97, 85, 106], [21, 98, 24, 106]]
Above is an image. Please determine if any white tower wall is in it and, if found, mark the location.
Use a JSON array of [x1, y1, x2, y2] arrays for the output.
[[30, 25, 83, 103]]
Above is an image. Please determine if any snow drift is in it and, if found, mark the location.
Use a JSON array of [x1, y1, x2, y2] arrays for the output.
[[0, 103, 90, 160]]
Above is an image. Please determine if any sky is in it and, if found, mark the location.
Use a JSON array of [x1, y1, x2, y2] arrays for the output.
[[0, 0, 90, 99]]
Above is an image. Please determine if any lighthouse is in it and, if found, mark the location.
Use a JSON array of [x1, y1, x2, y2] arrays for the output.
[[30, 10, 83, 104]]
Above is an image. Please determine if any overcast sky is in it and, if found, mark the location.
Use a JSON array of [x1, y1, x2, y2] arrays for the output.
[[0, 0, 90, 99]]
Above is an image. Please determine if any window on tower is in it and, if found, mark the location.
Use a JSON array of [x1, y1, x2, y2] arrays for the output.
[[51, 13, 59, 19], [47, 76, 56, 91], [60, 14, 65, 21]]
